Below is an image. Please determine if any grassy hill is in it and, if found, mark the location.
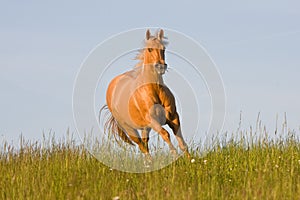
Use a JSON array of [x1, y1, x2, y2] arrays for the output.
[[1, 131, 300, 199]]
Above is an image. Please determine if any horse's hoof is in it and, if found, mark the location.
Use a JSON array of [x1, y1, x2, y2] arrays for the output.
[[184, 150, 191, 159], [144, 160, 152, 168], [144, 164, 151, 168], [144, 154, 152, 167], [170, 149, 178, 159]]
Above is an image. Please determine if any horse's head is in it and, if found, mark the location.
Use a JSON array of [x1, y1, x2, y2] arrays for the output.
[[143, 29, 168, 75]]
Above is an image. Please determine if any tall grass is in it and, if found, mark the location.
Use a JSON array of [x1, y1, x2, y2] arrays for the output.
[[1, 128, 300, 199]]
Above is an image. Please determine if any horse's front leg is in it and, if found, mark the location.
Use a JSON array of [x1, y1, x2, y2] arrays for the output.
[[141, 127, 152, 165], [148, 105, 177, 157], [141, 127, 151, 152], [149, 119, 177, 156], [167, 112, 191, 159]]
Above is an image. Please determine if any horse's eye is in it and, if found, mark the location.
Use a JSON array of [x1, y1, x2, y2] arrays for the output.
[[148, 48, 153, 52]]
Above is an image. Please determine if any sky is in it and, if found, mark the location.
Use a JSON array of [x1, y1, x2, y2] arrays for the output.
[[1, 1, 300, 145]]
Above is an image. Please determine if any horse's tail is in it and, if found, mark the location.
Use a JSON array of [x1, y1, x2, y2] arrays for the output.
[[99, 105, 134, 145]]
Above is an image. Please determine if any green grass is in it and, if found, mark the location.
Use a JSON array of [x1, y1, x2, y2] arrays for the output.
[[1, 131, 300, 200]]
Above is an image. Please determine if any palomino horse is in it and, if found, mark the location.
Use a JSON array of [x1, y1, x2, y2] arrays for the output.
[[101, 29, 190, 161]]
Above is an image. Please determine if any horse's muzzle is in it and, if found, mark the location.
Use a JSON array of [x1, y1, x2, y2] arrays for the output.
[[155, 63, 167, 74]]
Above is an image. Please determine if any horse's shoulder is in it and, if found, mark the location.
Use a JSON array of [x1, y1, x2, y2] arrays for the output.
[[157, 84, 175, 103]]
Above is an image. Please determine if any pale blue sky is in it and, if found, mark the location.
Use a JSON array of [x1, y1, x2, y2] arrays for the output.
[[1, 1, 300, 143]]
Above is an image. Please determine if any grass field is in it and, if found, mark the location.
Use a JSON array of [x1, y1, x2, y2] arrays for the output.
[[1, 128, 300, 200]]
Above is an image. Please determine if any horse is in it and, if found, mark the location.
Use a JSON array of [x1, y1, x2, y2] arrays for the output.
[[101, 29, 190, 162]]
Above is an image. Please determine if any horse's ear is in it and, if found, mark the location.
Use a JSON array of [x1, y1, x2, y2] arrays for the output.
[[158, 29, 164, 40], [146, 30, 151, 40]]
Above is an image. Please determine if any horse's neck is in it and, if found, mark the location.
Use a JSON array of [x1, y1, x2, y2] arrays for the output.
[[141, 65, 164, 85]]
